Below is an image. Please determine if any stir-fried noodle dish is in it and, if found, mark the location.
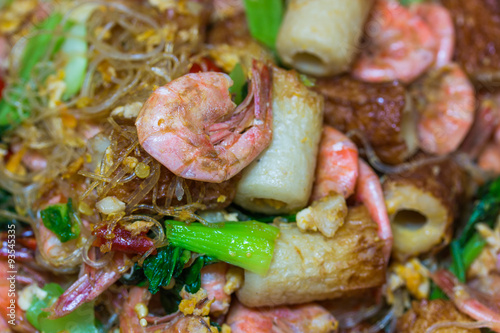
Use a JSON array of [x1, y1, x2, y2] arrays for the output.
[[2, 0, 500, 332]]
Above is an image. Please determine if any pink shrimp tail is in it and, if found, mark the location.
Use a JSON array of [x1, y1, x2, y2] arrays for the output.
[[47, 252, 130, 319], [432, 269, 500, 332], [355, 159, 392, 262]]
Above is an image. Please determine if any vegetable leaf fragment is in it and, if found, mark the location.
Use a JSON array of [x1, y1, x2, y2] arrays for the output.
[[40, 198, 80, 242]]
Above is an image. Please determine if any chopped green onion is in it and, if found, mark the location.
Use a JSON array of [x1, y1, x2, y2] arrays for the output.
[[463, 233, 487, 270], [61, 23, 88, 100], [20, 13, 63, 81], [450, 240, 465, 283], [242, 0, 284, 50], [459, 177, 500, 246], [228, 63, 246, 105], [165, 220, 280, 275], [0, 13, 63, 132], [40, 199, 80, 242]]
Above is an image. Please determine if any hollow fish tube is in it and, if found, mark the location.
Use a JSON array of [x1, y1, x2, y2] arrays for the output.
[[236, 206, 386, 307], [234, 67, 323, 214], [276, 0, 374, 77]]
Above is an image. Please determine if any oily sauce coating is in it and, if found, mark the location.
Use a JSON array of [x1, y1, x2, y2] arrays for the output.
[[441, 0, 500, 81], [314, 76, 408, 164], [397, 299, 480, 333]]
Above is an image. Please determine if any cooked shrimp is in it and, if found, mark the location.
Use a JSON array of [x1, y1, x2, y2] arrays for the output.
[[47, 252, 131, 318], [478, 143, 500, 175], [411, 2, 455, 68], [0, 261, 35, 332], [310, 126, 359, 201], [200, 262, 231, 315], [355, 159, 392, 261], [136, 61, 273, 183], [431, 269, 500, 332], [414, 63, 475, 155], [352, 0, 436, 84], [120, 286, 151, 333], [227, 300, 338, 333]]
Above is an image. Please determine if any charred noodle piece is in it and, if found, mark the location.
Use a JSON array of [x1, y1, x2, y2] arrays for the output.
[[383, 158, 467, 260], [277, 0, 373, 77], [314, 76, 417, 165], [397, 299, 480, 333], [236, 206, 385, 307], [234, 67, 323, 214], [441, 0, 500, 82]]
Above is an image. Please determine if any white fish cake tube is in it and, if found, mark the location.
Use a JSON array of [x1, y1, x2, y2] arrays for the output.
[[277, 0, 373, 77], [234, 67, 323, 214]]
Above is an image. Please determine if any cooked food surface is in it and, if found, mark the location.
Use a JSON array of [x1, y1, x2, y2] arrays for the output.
[[234, 66, 323, 214], [1, 0, 500, 332], [314, 75, 415, 164], [442, 0, 500, 81], [237, 206, 385, 307], [277, 0, 373, 76], [384, 157, 467, 260], [397, 299, 480, 333]]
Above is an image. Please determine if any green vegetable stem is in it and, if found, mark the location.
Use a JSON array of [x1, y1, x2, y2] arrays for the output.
[[165, 220, 280, 276]]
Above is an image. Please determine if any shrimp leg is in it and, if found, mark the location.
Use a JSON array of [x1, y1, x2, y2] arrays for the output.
[[355, 159, 392, 261], [432, 269, 500, 332]]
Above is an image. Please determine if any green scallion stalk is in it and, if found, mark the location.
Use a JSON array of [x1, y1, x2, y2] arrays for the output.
[[242, 0, 284, 50], [463, 233, 487, 270], [450, 240, 465, 283], [61, 23, 88, 100], [165, 220, 280, 275]]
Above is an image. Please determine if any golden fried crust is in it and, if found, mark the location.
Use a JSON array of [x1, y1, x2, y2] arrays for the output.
[[385, 157, 467, 221], [237, 206, 386, 307], [441, 0, 500, 81], [383, 157, 468, 259], [314, 76, 408, 164], [397, 299, 480, 333]]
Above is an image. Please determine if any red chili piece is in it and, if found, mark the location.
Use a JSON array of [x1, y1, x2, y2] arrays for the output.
[[93, 225, 155, 255]]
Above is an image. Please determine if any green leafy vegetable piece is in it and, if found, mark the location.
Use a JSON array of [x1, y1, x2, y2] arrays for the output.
[[27, 283, 98, 333], [40, 198, 80, 242], [242, 0, 284, 50], [165, 220, 280, 276], [228, 63, 246, 105], [182, 257, 205, 294], [459, 177, 500, 246], [0, 13, 63, 131], [20, 13, 63, 81], [61, 23, 88, 100], [450, 240, 465, 283], [463, 233, 487, 270], [399, 0, 423, 5], [159, 254, 217, 313], [143, 245, 187, 294]]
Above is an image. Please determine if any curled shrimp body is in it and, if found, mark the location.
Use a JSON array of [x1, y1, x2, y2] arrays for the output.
[[352, 0, 437, 84], [411, 2, 455, 68], [414, 63, 475, 155], [431, 269, 500, 332], [136, 61, 273, 183], [355, 159, 392, 261], [310, 126, 359, 201]]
